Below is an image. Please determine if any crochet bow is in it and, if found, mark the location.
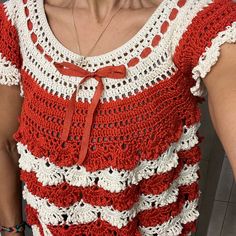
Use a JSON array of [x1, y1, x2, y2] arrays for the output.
[[54, 61, 127, 165]]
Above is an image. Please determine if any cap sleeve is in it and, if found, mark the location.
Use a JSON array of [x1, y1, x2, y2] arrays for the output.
[[0, 1, 22, 86], [173, 0, 236, 98]]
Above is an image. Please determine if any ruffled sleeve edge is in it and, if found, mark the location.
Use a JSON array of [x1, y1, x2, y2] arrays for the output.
[[191, 21, 236, 97], [0, 52, 21, 86]]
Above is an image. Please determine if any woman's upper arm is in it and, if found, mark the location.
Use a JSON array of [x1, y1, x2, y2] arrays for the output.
[[0, 86, 22, 148], [204, 43, 236, 179], [172, 0, 236, 178]]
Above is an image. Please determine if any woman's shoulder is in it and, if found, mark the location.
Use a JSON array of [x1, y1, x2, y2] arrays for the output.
[[171, 0, 236, 97]]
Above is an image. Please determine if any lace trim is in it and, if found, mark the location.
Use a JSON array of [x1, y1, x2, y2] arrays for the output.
[[0, 54, 21, 86], [23, 163, 199, 227], [18, 122, 200, 191], [139, 199, 199, 236], [191, 21, 236, 97]]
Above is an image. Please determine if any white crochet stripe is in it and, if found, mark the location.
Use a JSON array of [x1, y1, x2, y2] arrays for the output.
[[139, 199, 199, 236], [18, 122, 201, 192], [23, 55, 177, 103], [40, 220, 53, 236], [191, 21, 236, 97], [23, 163, 199, 228], [171, 0, 214, 55], [31, 225, 41, 236], [138, 163, 200, 210], [0, 53, 21, 86]]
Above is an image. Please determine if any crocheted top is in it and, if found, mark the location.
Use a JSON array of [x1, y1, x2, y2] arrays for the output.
[[1, 0, 236, 235]]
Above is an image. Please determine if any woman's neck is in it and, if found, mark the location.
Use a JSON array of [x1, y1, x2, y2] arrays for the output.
[[77, 0, 125, 22], [45, 0, 126, 23], [44, 0, 160, 23]]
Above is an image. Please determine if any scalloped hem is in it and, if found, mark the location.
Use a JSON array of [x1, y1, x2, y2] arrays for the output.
[[191, 21, 236, 97]]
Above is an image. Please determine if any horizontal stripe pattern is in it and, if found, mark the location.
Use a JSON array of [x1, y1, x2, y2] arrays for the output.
[[22, 162, 199, 228], [18, 122, 201, 191], [139, 199, 199, 236], [25, 198, 199, 236]]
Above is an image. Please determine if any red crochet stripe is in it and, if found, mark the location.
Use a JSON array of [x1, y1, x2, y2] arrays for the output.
[[139, 145, 201, 195], [25, 205, 44, 236], [173, 0, 236, 77], [137, 194, 186, 227], [138, 185, 199, 229], [25, 204, 38, 226], [179, 220, 197, 236], [0, 3, 22, 68], [177, 144, 202, 166], [139, 158, 183, 195], [14, 68, 202, 172], [179, 181, 200, 202], [20, 157, 197, 209]]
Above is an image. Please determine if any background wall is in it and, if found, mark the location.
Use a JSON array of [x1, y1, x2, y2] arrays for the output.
[[195, 99, 236, 236]]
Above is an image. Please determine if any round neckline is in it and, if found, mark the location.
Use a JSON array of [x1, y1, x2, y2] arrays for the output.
[[38, 0, 169, 62]]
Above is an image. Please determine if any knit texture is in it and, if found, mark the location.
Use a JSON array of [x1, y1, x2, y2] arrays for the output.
[[0, 0, 236, 235]]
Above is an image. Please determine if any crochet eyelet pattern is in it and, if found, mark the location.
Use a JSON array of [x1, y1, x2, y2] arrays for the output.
[[0, 0, 236, 235]]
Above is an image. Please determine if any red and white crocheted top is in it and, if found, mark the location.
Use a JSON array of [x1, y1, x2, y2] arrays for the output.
[[0, 0, 236, 235]]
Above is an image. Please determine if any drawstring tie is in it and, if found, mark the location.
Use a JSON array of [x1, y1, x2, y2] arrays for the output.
[[54, 61, 127, 165]]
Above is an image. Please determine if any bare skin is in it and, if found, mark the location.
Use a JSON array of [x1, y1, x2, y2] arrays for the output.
[[203, 43, 236, 180], [0, 85, 23, 236], [44, 0, 163, 56]]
